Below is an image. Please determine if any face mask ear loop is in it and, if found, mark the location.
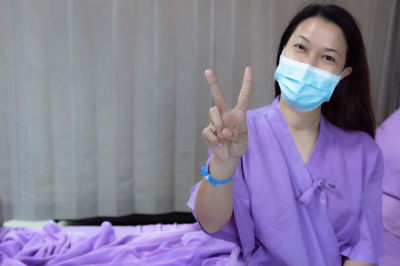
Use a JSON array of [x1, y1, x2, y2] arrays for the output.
[[338, 68, 347, 80]]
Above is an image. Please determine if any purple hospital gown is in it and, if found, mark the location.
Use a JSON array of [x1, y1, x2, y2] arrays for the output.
[[188, 97, 384, 265]]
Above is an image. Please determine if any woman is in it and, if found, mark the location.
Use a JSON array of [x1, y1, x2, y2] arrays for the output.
[[188, 3, 383, 266]]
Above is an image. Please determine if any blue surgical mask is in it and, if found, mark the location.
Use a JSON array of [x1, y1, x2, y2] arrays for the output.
[[274, 54, 343, 111]]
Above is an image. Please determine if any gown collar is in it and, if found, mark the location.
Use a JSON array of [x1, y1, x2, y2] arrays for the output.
[[270, 96, 331, 170], [268, 96, 335, 202]]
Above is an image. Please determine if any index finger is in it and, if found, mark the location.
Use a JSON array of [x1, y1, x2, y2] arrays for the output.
[[235, 67, 253, 111], [204, 69, 230, 112]]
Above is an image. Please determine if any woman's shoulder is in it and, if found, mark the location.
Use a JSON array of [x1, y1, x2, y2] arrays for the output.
[[326, 119, 383, 167], [327, 121, 376, 147]]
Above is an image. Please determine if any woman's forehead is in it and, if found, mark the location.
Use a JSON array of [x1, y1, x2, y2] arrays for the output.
[[291, 17, 347, 54]]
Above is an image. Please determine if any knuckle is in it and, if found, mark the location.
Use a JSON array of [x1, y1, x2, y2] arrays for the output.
[[240, 92, 250, 102], [202, 127, 209, 137], [242, 90, 251, 98], [214, 95, 225, 105], [209, 106, 218, 115]]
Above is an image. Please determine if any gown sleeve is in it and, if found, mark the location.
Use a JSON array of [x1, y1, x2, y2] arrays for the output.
[[187, 155, 256, 260], [341, 150, 384, 263]]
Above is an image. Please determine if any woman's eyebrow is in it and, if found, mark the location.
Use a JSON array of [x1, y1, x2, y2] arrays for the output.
[[324, 47, 341, 56], [295, 35, 310, 43], [295, 35, 341, 56]]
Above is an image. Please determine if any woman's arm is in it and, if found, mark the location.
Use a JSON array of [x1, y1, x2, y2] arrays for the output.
[[195, 68, 252, 234], [194, 157, 236, 233]]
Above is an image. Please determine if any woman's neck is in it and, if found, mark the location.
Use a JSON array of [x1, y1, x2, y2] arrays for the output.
[[278, 96, 321, 133]]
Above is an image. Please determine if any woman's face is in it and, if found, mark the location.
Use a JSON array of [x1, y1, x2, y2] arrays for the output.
[[283, 16, 352, 78]]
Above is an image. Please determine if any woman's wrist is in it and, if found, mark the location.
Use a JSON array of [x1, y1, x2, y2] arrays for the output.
[[209, 156, 239, 181]]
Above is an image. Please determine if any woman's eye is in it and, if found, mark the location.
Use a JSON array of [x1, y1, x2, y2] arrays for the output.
[[294, 44, 305, 51], [324, 55, 335, 62]]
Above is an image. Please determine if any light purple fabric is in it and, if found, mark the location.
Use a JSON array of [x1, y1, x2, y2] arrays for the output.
[[0, 221, 244, 265], [376, 108, 400, 200], [376, 109, 400, 266], [376, 109, 400, 198], [379, 230, 400, 266], [188, 97, 384, 266]]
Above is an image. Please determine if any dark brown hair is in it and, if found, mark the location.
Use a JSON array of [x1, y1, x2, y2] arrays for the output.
[[275, 3, 376, 138]]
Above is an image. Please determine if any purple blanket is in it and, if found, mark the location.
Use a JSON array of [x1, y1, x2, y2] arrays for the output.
[[0, 222, 243, 265]]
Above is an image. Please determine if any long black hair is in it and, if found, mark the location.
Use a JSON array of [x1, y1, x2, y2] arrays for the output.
[[275, 3, 376, 138]]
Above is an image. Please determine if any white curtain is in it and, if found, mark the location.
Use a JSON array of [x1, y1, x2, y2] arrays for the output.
[[0, 0, 398, 220]]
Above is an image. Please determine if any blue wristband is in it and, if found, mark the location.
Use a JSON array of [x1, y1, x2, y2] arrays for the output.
[[201, 166, 234, 187]]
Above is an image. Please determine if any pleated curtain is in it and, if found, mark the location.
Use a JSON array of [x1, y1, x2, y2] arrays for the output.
[[0, 0, 398, 220]]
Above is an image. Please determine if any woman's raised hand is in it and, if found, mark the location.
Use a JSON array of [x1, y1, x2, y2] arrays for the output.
[[202, 67, 252, 164]]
